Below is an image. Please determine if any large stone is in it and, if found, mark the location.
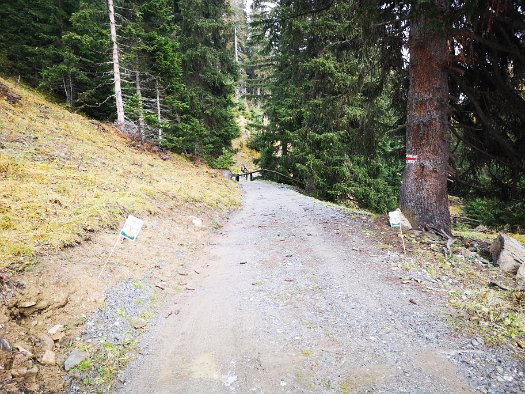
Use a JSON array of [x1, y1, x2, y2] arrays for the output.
[[491, 234, 525, 274], [64, 349, 88, 371], [396, 209, 413, 231]]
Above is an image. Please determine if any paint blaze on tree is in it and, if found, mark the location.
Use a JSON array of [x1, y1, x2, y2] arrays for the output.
[[400, 1, 452, 235]]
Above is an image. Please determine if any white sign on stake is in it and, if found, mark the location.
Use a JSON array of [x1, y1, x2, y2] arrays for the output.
[[120, 215, 144, 241], [98, 215, 145, 279], [388, 210, 401, 228], [388, 210, 406, 255]]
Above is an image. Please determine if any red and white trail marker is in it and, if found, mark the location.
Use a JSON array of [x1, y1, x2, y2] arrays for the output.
[[406, 154, 418, 164]]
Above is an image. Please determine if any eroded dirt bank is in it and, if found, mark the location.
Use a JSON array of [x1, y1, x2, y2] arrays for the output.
[[114, 181, 524, 394]]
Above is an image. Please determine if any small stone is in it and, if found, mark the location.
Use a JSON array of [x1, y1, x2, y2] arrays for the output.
[[189, 216, 203, 227], [26, 383, 39, 392], [25, 365, 38, 383], [58, 336, 73, 348], [10, 367, 28, 377], [39, 335, 54, 352], [0, 337, 11, 351], [12, 353, 31, 369], [64, 349, 88, 371], [18, 300, 37, 308], [13, 343, 33, 356], [48, 324, 64, 335], [503, 375, 514, 382], [41, 350, 56, 365]]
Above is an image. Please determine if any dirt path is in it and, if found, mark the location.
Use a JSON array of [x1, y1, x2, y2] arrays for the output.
[[114, 181, 523, 394]]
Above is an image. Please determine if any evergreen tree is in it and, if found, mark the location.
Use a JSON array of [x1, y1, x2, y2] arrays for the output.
[[0, 0, 79, 84], [249, 0, 403, 212], [163, 0, 240, 159]]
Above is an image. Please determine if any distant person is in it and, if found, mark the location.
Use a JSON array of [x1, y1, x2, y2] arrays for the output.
[[241, 165, 248, 180]]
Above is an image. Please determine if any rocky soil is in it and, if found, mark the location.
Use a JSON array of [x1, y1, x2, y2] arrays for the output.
[[110, 181, 524, 393]]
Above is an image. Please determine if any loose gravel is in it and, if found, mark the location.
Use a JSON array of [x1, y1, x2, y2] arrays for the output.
[[81, 181, 523, 393]]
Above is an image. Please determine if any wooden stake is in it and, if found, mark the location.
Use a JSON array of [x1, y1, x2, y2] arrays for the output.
[[399, 226, 407, 255], [97, 235, 122, 279]]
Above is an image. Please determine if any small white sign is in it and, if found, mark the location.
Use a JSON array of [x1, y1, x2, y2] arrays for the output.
[[120, 215, 144, 241], [388, 211, 401, 228]]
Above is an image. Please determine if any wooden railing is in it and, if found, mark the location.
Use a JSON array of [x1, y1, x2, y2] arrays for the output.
[[232, 168, 302, 186]]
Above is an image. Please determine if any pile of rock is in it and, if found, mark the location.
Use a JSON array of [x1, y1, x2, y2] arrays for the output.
[[491, 234, 525, 282]]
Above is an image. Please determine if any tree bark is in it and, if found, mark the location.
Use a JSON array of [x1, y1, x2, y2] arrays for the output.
[[400, 2, 451, 234], [156, 80, 162, 141], [108, 0, 125, 126], [135, 68, 145, 142]]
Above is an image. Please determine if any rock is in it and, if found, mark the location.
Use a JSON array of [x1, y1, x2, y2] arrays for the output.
[[517, 263, 525, 282], [51, 292, 69, 310], [17, 298, 50, 317], [0, 337, 11, 351], [189, 216, 203, 227], [18, 300, 37, 308], [26, 365, 38, 379], [396, 208, 413, 231], [13, 343, 33, 357], [11, 353, 31, 369], [24, 366, 38, 383], [10, 367, 28, 378], [490, 234, 525, 274], [39, 335, 54, 352], [58, 336, 73, 348], [40, 350, 56, 365], [0, 312, 9, 324], [64, 349, 88, 371], [48, 324, 64, 335]]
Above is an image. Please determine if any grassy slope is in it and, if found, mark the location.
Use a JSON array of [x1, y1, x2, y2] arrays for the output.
[[0, 78, 240, 270]]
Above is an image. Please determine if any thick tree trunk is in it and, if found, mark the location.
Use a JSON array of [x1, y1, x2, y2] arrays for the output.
[[400, 3, 451, 234], [108, 0, 125, 126]]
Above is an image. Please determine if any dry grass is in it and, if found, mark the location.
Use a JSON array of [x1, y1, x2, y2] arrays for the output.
[[231, 114, 259, 172], [0, 78, 240, 270]]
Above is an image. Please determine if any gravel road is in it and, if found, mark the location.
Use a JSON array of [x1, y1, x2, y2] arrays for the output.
[[114, 181, 524, 394]]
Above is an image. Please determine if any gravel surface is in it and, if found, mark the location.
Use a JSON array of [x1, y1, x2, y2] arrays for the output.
[[67, 278, 158, 393], [108, 181, 524, 393]]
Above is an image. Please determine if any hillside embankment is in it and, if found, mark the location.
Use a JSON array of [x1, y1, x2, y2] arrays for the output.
[[0, 78, 240, 392]]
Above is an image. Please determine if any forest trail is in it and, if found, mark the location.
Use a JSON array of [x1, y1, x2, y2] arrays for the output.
[[114, 181, 522, 394]]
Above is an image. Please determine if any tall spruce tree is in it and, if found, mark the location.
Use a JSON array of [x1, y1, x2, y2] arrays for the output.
[[161, 0, 239, 160], [249, 0, 403, 212]]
